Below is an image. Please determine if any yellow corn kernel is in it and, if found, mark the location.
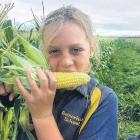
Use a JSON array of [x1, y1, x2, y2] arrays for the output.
[[53, 72, 90, 89]]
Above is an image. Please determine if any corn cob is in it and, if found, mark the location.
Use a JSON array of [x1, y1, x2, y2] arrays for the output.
[[17, 34, 47, 69], [0, 68, 90, 91], [18, 72, 90, 90], [3, 109, 13, 140], [54, 72, 90, 89], [2, 51, 35, 68], [19, 106, 33, 130]]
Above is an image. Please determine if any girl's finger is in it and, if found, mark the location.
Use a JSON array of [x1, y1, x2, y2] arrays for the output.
[[36, 68, 49, 91], [0, 84, 6, 95], [9, 93, 18, 101], [25, 68, 39, 95], [16, 77, 32, 101], [47, 72, 57, 91]]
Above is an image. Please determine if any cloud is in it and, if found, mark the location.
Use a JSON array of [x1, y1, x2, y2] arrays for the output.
[[1, 0, 140, 36]]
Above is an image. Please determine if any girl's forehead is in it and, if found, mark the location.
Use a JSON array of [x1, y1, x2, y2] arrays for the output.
[[51, 23, 87, 41], [43, 22, 92, 51], [43, 22, 86, 39]]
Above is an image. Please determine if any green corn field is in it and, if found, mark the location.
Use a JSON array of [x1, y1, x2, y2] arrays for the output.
[[0, 3, 140, 140]]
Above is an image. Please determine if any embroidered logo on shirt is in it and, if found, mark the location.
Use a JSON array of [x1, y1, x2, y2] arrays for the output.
[[61, 111, 83, 126]]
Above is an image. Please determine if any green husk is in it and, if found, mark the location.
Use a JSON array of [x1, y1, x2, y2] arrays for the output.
[[2, 51, 35, 68], [17, 34, 47, 69]]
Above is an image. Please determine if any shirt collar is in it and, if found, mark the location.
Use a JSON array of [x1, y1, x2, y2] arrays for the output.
[[75, 72, 98, 97]]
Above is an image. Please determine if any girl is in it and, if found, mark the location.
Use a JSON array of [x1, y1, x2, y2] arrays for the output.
[[0, 6, 118, 140]]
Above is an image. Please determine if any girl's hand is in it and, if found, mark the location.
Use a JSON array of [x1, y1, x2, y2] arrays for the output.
[[16, 68, 57, 119], [0, 84, 17, 101]]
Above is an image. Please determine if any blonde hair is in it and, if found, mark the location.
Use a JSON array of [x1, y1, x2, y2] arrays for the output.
[[41, 5, 100, 69]]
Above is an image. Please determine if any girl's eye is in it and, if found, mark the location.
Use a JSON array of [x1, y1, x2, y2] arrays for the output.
[[48, 49, 61, 56], [70, 48, 83, 54]]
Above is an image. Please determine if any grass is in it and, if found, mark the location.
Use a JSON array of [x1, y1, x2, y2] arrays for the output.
[[119, 120, 140, 140]]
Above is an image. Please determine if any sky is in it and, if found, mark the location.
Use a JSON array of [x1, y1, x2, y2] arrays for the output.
[[1, 0, 140, 36]]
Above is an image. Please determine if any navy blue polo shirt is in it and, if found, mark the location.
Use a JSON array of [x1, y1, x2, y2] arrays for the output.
[[1, 72, 118, 140], [53, 73, 118, 140]]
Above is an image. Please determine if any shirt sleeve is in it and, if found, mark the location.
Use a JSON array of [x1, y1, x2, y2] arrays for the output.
[[77, 91, 118, 140]]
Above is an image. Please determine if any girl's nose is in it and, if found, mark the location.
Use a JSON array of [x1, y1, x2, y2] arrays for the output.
[[60, 54, 74, 68]]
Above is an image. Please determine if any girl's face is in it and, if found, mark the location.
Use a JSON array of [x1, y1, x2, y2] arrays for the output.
[[44, 22, 92, 72]]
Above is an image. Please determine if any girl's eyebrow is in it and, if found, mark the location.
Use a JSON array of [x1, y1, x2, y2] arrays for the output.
[[69, 43, 83, 48], [48, 45, 60, 49], [49, 43, 83, 49]]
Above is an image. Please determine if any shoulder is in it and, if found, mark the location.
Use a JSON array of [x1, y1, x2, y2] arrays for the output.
[[78, 84, 118, 139], [98, 85, 118, 102], [98, 84, 118, 105], [77, 73, 118, 139]]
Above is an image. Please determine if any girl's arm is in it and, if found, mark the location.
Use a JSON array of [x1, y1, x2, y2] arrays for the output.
[[32, 115, 63, 140], [16, 68, 63, 140]]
